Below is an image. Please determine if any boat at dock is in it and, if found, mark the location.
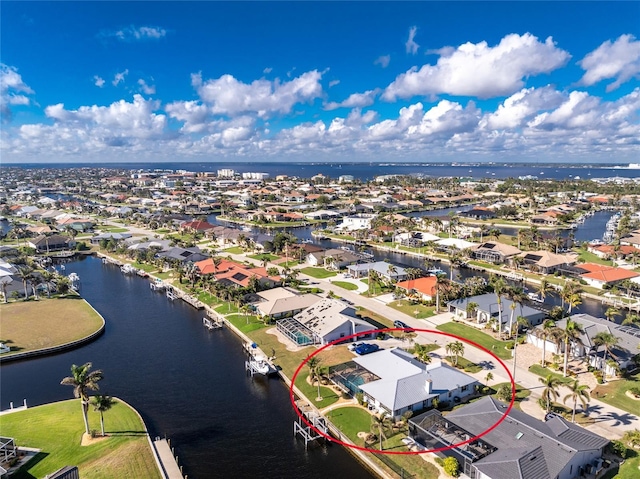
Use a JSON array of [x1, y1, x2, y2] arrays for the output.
[[245, 353, 277, 376], [203, 316, 223, 330], [120, 264, 136, 274]]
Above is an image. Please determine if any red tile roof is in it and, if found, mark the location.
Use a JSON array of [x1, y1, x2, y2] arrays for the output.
[[396, 276, 437, 297]]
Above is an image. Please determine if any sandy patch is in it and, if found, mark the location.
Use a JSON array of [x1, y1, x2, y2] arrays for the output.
[[357, 432, 369, 439], [625, 390, 640, 401], [81, 433, 110, 446]]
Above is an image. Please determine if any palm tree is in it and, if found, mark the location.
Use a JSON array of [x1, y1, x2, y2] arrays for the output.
[[604, 307, 620, 323], [446, 341, 465, 366], [465, 301, 479, 321], [558, 318, 584, 377], [414, 344, 432, 364], [537, 319, 558, 366], [563, 380, 590, 423], [306, 356, 323, 401], [484, 372, 494, 386], [539, 374, 561, 413], [370, 413, 391, 450], [16, 266, 34, 300], [386, 264, 398, 284], [433, 273, 447, 313], [491, 276, 507, 337], [61, 362, 104, 435], [592, 332, 619, 379], [41, 269, 56, 298], [92, 395, 117, 436], [623, 312, 640, 326], [537, 278, 554, 302], [505, 286, 526, 338]]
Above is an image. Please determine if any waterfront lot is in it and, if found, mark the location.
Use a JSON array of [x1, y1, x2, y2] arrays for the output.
[[300, 267, 337, 279], [0, 297, 104, 356], [0, 399, 160, 479]]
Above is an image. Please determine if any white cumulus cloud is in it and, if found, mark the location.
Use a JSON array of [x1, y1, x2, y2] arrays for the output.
[[1, 63, 35, 121], [138, 79, 156, 95], [383, 33, 571, 100], [578, 34, 640, 92], [192, 70, 323, 117], [483, 86, 565, 130], [324, 89, 379, 111], [405, 26, 419, 55], [113, 69, 129, 87], [93, 75, 105, 88]]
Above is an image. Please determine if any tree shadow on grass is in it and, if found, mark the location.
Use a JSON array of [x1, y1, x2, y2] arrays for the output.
[[107, 430, 147, 436]]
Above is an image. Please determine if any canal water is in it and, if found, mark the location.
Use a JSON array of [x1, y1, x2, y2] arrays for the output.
[[0, 256, 374, 479]]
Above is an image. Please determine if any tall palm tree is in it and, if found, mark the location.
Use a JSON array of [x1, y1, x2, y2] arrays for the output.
[[539, 374, 561, 413], [465, 301, 479, 322], [60, 362, 104, 435], [306, 356, 323, 401], [537, 319, 558, 366], [563, 380, 590, 423], [386, 264, 398, 284], [433, 273, 447, 313], [16, 266, 34, 300], [484, 372, 494, 386], [537, 278, 554, 302], [40, 269, 56, 298], [592, 332, 619, 379], [558, 318, 584, 377], [92, 395, 117, 436], [414, 344, 432, 364], [604, 307, 620, 323], [370, 413, 391, 450], [491, 276, 507, 337], [446, 341, 465, 366], [505, 286, 526, 338]]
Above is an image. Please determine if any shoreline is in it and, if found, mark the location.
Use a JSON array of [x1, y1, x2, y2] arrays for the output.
[[0, 297, 106, 364]]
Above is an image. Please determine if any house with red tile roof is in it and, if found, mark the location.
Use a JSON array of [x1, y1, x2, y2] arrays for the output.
[[580, 264, 639, 289], [195, 258, 281, 288], [181, 220, 216, 233], [395, 276, 437, 301]]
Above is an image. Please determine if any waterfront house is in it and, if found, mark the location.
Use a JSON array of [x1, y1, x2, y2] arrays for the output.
[[337, 213, 377, 231], [253, 287, 321, 320], [346, 261, 407, 282], [395, 276, 437, 301], [212, 262, 281, 289], [90, 232, 133, 244], [527, 313, 640, 376], [448, 293, 547, 329], [409, 396, 608, 479], [331, 348, 479, 420], [472, 241, 521, 264], [180, 220, 216, 233], [578, 263, 639, 289], [157, 246, 209, 264], [276, 298, 376, 346], [517, 250, 578, 274], [459, 207, 496, 220], [27, 234, 76, 253], [306, 249, 360, 269]]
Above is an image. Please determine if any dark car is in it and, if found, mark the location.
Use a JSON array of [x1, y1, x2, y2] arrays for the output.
[[393, 320, 412, 330], [354, 343, 380, 355]]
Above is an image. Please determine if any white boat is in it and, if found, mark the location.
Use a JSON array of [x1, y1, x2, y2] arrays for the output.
[[527, 292, 544, 303], [250, 355, 272, 375]]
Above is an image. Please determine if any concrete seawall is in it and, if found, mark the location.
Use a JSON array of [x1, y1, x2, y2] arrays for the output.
[[0, 299, 106, 364]]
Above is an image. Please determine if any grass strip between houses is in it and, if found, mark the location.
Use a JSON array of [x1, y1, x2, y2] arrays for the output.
[[436, 322, 514, 360]]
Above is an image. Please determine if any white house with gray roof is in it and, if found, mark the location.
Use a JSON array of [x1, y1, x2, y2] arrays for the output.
[[409, 396, 608, 479], [346, 261, 407, 282], [448, 293, 547, 329], [333, 348, 478, 420]]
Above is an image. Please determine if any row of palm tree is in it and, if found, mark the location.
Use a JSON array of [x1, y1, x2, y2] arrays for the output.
[[539, 374, 590, 423]]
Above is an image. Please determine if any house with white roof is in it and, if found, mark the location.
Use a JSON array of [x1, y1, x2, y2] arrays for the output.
[[346, 261, 407, 282], [330, 348, 478, 420], [276, 298, 376, 346]]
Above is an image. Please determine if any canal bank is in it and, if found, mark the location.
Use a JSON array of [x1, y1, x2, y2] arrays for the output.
[[0, 255, 374, 479]]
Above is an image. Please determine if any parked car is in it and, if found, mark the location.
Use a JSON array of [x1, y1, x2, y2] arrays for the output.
[[347, 342, 363, 351], [354, 343, 380, 355], [393, 320, 412, 330]]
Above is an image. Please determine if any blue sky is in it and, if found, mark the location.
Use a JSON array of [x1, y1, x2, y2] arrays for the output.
[[1, 1, 639, 164]]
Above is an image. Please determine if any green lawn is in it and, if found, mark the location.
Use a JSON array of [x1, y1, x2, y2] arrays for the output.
[[131, 262, 157, 273], [223, 246, 244, 254], [326, 406, 372, 445], [294, 374, 340, 408], [388, 300, 436, 319], [332, 281, 359, 291], [100, 227, 129, 233], [0, 399, 161, 479], [600, 452, 639, 479], [249, 253, 279, 261], [576, 248, 614, 266], [436, 322, 513, 360], [215, 303, 240, 315], [446, 356, 483, 373], [490, 382, 531, 410], [300, 267, 337, 279], [528, 364, 576, 385], [154, 271, 172, 280], [153, 228, 170, 233], [593, 371, 640, 415], [196, 291, 221, 307], [225, 314, 268, 333]]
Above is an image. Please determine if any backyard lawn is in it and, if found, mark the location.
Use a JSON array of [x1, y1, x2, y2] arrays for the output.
[[332, 281, 359, 291], [436, 322, 513, 360], [294, 374, 341, 409], [0, 297, 104, 356], [0, 399, 161, 479], [300, 267, 337, 279], [326, 406, 372, 445], [223, 246, 244, 254], [225, 314, 268, 333], [592, 371, 640, 415], [388, 300, 436, 319], [249, 253, 279, 262], [528, 364, 576, 385]]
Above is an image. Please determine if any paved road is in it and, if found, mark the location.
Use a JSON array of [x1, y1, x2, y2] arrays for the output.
[[108, 224, 640, 440]]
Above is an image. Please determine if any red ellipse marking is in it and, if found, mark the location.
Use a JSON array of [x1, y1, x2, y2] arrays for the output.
[[289, 327, 516, 455]]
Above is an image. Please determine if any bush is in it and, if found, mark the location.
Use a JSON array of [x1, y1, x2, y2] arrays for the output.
[[443, 456, 460, 477], [355, 392, 365, 406], [496, 384, 512, 402], [608, 440, 630, 459], [628, 386, 640, 397]]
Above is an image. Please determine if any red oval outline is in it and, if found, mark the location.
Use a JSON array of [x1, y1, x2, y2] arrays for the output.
[[289, 327, 516, 455]]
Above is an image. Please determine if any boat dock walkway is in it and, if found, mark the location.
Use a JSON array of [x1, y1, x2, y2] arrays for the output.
[[153, 438, 184, 479]]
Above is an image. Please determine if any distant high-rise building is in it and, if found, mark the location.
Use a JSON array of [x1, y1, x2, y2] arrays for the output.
[[217, 169, 236, 178], [242, 172, 269, 180]]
